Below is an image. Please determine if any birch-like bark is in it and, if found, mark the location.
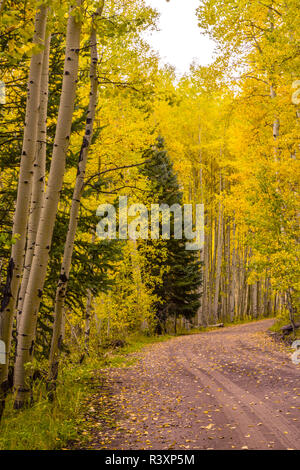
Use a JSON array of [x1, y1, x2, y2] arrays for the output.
[[243, 283, 250, 318], [230, 220, 237, 319], [48, 6, 101, 385], [17, 33, 51, 327], [252, 282, 258, 319], [213, 176, 223, 322], [226, 221, 231, 318], [202, 215, 209, 325], [84, 289, 93, 355], [14, 2, 82, 408], [0, 5, 47, 414], [197, 128, 205, 325], [197, 223, 206, 326], [238, 243, 245, 319], [208, 211, 213, 322]]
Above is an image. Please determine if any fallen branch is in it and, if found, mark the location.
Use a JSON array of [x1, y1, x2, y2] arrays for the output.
[[280, 322, 300, 334]]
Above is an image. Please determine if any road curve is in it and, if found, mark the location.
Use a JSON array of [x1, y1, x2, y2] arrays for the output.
[[85, 320, 300, 450]]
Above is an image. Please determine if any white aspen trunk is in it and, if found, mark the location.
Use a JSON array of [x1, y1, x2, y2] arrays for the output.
[[197, 129, 205, 326], [226, 221, 231, 319], [244, 248, 252, 318], [258, 280, 262, 317], [237, 241, 245, 319], [230, 220, 237, 319], [17, 33, 51, 328], [243, 283, 249, 318], [213, 215, 218, 275], [208, 211, 213, 322], [197, 234, 205, 326], [263, 278, 268, 316], [107, 312, 110, 337], [94, 311, 102, 345], [252, 283, 258, 319], [84, 289, 93, 356], [63, 312, 80, 348], [222, 219, 228, 320], [202, 215, 209, 326], [213, 175, 223, 323], [269, 285, 275, 316], [0, 5, 47, 411], [48, 9, 101, 384], [14, 2, 82, 408]]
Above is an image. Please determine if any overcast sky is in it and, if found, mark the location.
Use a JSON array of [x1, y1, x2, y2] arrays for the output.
[[143, 0, 215, 76]]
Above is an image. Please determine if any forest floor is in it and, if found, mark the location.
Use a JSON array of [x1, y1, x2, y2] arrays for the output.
[[78, 319, 300, 450]]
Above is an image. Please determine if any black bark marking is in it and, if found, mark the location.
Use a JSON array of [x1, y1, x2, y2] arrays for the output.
[[58, 335, 63, 351], [1, 258, 14, 312], [29, 340, 34, 356], [59, 273, 68, 283]]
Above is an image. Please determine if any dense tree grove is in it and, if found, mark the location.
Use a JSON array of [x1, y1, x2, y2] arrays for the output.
[[0, 0, 298, 439], [138, 138, 202, 334]]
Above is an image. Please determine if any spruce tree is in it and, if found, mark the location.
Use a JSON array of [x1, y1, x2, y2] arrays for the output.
[[139, 138, 202, 334]]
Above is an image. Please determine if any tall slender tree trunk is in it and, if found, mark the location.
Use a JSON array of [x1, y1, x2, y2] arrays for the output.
[[0, 4, 48, 418], [202, 215, 209, 325], [252, 282, 258, 319], [238, 243, 246, 319], [226, 221, 231, 319], [17, 33, 51, 328], [230, 220, 237, 320], [197, 128, 205, 325], [13, 2, 82, 409], [213, 175, 223, 322], [208, 210, 213, 322], [197, 221, 205, 326], [84, 289, 93, 356], [48, 6, 101, 387]]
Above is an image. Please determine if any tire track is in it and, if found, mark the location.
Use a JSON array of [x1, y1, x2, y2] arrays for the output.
[[177, 345, 299, 449]]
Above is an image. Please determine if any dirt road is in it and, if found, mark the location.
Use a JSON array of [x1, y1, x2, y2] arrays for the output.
[[85, 320, 300, 450]]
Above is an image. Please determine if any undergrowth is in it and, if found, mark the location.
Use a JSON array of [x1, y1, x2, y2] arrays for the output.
[[0, 332, 171, 450]]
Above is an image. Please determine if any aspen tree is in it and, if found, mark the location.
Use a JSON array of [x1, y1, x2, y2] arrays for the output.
[[202, 216, 209, 325], [84, 289, 93, 356], [0, 4, 48, 416], [230, 220, 237, 319], [17, 33, 51, 327], [197, 127, 205, 325], [14, 1, 82, 408], [252, 282, 258, 318], [213, 176, 223, 322], [48, 4, 102, 387]]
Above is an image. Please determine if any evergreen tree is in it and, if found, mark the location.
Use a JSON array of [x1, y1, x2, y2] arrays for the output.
[[139, 138, 202, 334]]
